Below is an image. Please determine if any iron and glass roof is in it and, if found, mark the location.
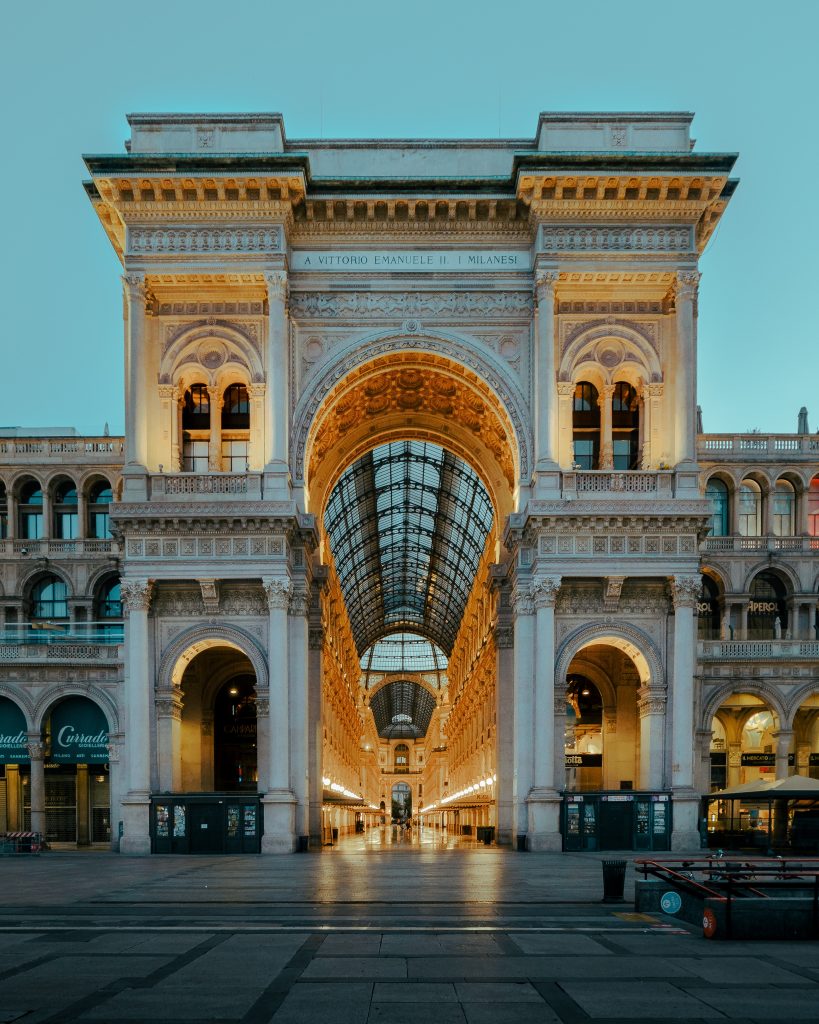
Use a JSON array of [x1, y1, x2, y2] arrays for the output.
[[323, 441, 494, 656], [369, 680, 438, 739], [361, 632, 448, 682]]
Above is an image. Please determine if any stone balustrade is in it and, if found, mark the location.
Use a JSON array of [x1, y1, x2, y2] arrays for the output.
[[148, 472, 263, 500], [0, 436, 124, 461], [562, 470, 674, 497], [699, 639, 819, 660], [698, 433, 819, 460], [0, 539, 117, 557], [702, 535, 819, 553]]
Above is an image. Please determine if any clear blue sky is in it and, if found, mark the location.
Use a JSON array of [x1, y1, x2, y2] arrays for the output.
[[1, 0, 817, 436]]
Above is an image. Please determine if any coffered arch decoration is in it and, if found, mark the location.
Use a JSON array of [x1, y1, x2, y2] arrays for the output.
[[158, 322, 264, 387], [33, 685, 121, 734], [700, 682, 786, 733], [558, 322, 663, 388], [295, 341, 529, 520], [555, 621, 665, 694], [156, 622, 269, 696]]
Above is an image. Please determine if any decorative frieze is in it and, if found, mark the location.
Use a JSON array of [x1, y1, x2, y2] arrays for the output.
[[127, 225, 282, 256], [541, 225, 693, 253], [289, 290, 533, 321]]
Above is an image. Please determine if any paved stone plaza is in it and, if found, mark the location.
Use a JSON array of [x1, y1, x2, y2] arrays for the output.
[[0, 833, 817, 1023]]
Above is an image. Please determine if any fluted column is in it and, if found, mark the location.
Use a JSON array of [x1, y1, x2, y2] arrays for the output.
[[674, 271, 699, 466], [157, 385, 178, 472], [27, 739, 45, 838], [122, 274, 150, 475], [119, 577, 153, 855], [511, 579, 534, 839], [598, 384, 615, 469], [262, 576, 296, 853], [534, 272, 559, 477], [531, 576, 561, 791], [670, 574, 700, 849], [264, 271, 290, 497]]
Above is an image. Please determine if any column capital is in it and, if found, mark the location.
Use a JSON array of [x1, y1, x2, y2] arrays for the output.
[[27, 741, 45, 760], [670, 574, 700, 610], [535, 270, 559, 300], [120, 577, 154, 613], [532, 575, 562, 609], [262, 576, 292, 610], [597, 383, 616, 402], [264, 270, 288, 303], [675, 269, 701, 301], [289, 589, 310, 617], [511, 581, 534, 616], [246, 382, 267, 399], [637, 688, 667, 717], [556, 380, 575, 398], [121, 272, 147, 300]]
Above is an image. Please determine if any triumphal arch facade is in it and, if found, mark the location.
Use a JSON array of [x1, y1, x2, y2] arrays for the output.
[[78, 111, 741, 853]]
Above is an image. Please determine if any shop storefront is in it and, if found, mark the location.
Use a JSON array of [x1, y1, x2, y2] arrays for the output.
[[0, 697, 29, 833], [561, 792, 672, 851]]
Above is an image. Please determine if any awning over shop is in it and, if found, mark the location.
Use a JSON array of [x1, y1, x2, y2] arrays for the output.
[[710, 775, 819, 801]]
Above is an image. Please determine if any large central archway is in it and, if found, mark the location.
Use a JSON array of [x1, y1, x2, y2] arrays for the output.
[[306, 352, 521, 846]]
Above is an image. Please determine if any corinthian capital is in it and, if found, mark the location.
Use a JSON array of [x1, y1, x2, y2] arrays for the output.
[[122, 273, 147, 300], [27, 741, 45, 761], [263, 576, 292, 610], [675, 270, 700, 301], [670, 574, 700, 611], [535, 270, 559, 302], [264, 270, 288, 304], [532, 575, 562, 608], [120, 578, 154, 613]]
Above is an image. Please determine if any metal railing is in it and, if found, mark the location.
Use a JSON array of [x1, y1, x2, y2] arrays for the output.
[[0, 622, 124, 645]]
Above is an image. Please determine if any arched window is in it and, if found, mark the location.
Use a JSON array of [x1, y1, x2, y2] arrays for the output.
[[18, 480, 44, 539], [0, 481, 7, 539], [748, 571, 788, 638], [182, 384, 210, 473], [182, 384, 210, 429], [31, 576, 68, 619], [394, 743, 409, 771], [738, 479, 762, 537], [706, 478, 729, 537], [222, 384, 250, 429], [221, 384, 250, 471], [772, 480, 796, 537], [53, 480, 78, 540], [96, 578, 122, 619], [88, 481, 113, 539], [611, 381, 639, 470], [810, 476, 819, 538], [572, 381, 600, 470]]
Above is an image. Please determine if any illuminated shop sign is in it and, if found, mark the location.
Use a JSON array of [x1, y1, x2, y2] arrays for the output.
[[748, 601, 779, 614], [565, 753, 603, 767]]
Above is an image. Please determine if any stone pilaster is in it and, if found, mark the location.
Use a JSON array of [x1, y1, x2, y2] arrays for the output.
[[670, 573, 700, 849], [122, 273, 150, 498], [263, 271, 290, 498]]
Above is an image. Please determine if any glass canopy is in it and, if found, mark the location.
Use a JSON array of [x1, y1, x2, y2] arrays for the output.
[[369, 679, 438, 739], [324, 440, 494, 656]]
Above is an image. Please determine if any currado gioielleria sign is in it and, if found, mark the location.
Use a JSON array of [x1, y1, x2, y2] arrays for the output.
[[49, 697, 109, 763], [0, 697, 29, 762]]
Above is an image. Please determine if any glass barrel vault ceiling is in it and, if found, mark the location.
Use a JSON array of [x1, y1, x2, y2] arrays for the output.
[[369, 679, 438, 739], [324, 440, 495, 657]]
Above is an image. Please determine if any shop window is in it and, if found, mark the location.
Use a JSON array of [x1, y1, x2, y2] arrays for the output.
[[31, 576, 68, 620], [809, 476, 819, 537], [88, 481, 113, 539], [18, 480, 44, 539], [709, 717, 727, 792], [738, 479, 762, 537], [706, 478, 729, 537], [222, 384, 250, 430], [748, 571, 788, 639], [572, 381, 600, 470], [698, 575, 722, 639], [182, 439, 209, 473], [53, 480, 78, 540], [611, 381, 639, 470], [182, 384, 210, 430], [0, 482, 6, 539], [772, 480, 796, 537], [221, 439, 248, 472]]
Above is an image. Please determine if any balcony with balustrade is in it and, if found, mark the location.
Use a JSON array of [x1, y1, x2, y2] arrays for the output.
[[698, 433, 819, 462], [0, 622, 124, 663]]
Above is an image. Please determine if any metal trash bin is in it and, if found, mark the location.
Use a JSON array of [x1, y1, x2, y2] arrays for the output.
[[296, 835, 309, 853], [601, 859, 627, 902], [516, 833, 528, 852], [483, 826, 494, 846], [331, 827, 339, 843]]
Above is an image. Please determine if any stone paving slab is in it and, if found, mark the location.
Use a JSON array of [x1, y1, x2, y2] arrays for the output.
[[560, 980, 723, 1018]]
